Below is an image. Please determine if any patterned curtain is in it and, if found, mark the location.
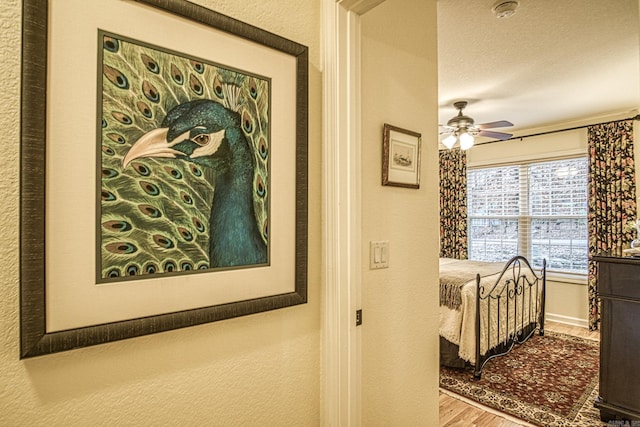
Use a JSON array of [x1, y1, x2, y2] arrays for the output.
[[439, 148, 467, 258], [587, 119, 636, 330]]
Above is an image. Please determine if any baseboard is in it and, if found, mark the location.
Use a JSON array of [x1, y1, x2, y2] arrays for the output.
[[546, 313, 588, 329]]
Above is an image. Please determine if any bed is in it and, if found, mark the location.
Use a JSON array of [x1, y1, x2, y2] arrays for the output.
[[439, 255, 546, 378]]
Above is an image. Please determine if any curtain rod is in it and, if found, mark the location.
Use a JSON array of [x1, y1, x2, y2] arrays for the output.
[[476, 114, 640, 146]]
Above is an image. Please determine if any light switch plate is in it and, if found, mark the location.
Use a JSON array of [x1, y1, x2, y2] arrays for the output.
[[369, 240, 389, 269]]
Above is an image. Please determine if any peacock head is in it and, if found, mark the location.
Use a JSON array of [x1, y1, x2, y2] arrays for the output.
[[122, 100, 242, 170]]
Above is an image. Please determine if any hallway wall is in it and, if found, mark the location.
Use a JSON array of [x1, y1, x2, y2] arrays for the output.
[[360, 0, 441, 423], [0, 1, 322, 424]]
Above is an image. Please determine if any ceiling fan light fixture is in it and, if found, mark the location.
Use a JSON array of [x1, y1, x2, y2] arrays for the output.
[[492, 1, 519, 19], [459, 132, 475, 150], [442, 134, 457, 149], [439, 100, 513, 149]]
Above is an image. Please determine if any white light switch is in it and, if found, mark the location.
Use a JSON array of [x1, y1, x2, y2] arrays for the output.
[[370, 240, 389, 269]]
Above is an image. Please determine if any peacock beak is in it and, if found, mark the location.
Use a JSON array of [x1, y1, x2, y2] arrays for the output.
[[122, 127, 182, 169]]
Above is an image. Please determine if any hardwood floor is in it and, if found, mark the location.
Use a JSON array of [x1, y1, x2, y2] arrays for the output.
[[440, 392, 533, 427], [439, 321, 600, 427]]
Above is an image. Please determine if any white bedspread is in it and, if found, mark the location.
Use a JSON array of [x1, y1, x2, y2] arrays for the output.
[[438, 257, 542, 364]]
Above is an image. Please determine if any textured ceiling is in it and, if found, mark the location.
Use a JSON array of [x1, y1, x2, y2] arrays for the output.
[[437, 0, 640, 139]]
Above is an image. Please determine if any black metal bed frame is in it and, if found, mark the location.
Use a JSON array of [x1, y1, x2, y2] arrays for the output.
[[473, 256, 546, 379]]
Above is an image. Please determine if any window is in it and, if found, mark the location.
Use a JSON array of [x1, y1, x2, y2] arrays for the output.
[[467, 157, 588, 274]]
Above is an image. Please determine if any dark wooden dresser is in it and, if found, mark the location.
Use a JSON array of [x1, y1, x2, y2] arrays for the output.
[[593, 254, 640, 422]]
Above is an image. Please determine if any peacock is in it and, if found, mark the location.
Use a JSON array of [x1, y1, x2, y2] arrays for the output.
[[99, 31, 269, 281]]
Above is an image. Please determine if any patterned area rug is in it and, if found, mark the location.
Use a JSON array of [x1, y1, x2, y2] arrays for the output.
[[440, 330, 607, 426]]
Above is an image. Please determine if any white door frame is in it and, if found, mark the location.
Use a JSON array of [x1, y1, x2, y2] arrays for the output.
[[321, 1, 380, 425], [321, 1, 360, 425]]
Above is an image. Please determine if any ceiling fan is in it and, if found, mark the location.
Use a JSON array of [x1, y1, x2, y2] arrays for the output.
[[439, 101, 513, 150]]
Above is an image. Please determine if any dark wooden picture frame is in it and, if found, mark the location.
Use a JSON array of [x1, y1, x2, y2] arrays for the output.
[[20, 0, 308, 358], [382, 123, 421, 189]]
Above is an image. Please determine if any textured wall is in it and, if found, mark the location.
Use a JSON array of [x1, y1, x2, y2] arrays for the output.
[[0, 0, 322, 425], [360, 0, 441, 423]]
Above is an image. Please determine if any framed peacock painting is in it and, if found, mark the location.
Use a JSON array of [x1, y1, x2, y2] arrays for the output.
[[20, 0, 308, 357], [99, 31, 271, 281]]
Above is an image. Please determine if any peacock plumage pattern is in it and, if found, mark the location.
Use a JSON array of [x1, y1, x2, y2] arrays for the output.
[[99, 31, 270, 282]]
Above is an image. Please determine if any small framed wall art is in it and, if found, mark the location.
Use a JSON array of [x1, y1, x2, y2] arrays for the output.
[[382, 123, 421, 189]]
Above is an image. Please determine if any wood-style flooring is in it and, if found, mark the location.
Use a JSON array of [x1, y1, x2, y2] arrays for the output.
[[439, 321, 600, 427]]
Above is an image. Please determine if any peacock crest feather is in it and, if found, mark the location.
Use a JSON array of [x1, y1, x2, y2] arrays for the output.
[[99, 31, 270, 282]]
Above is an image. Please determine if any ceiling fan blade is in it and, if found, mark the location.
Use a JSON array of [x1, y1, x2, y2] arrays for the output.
[[477, 120, 514, 129], [478, 130, 513, 140]]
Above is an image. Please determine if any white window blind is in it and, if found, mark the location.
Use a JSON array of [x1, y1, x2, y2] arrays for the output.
[[467, 157, 588, 274]]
